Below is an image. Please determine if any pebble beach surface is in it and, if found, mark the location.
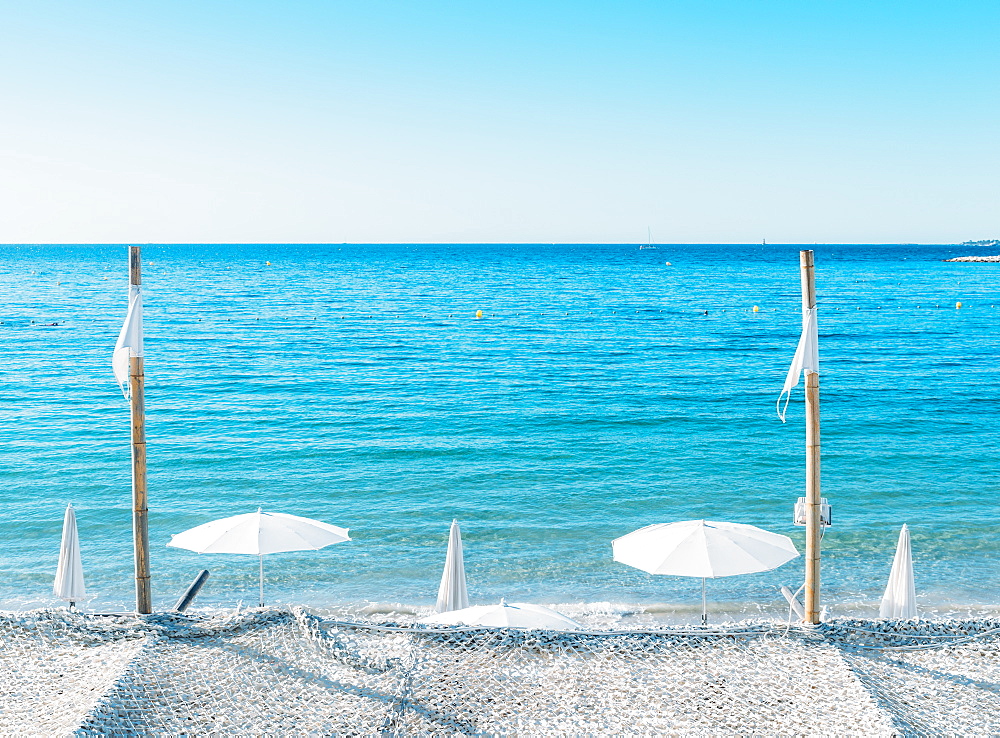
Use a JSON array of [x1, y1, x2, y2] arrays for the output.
[[1, 608, 997, 735]]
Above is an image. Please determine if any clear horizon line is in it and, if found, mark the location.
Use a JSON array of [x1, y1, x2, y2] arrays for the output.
[[0, 240, 983, 247]]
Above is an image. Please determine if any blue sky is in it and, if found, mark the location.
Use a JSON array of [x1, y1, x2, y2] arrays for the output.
[[1, 1, 997, 243]]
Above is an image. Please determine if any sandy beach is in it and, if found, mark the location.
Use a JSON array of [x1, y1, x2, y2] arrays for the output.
[[2, 608, 997, 735]]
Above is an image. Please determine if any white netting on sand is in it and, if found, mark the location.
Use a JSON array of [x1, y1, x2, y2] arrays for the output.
[[1, 609, 998, 735]]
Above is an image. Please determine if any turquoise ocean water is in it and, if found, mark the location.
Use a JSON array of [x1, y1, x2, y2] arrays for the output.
[[1, 243, 998, 620]]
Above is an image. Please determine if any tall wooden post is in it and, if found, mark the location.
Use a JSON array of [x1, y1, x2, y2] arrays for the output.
[[129, 246, 152, 614], [800, 250, 821, 624]]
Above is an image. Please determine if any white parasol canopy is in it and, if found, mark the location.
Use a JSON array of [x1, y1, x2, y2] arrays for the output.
[[54, 504, 86, 606], [435, 520, 469, 613], [613, 520, 799, 624], [422, 601, 581, 631], [879, 524, 917, 619], [168, 508, 350, 607]]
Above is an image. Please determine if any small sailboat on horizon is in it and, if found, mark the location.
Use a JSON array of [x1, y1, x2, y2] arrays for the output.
[[640, 227, 658, 250]]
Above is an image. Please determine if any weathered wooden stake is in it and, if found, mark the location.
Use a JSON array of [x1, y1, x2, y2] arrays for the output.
[[129, 246, 152, 614], [800, 250, 821, 624]]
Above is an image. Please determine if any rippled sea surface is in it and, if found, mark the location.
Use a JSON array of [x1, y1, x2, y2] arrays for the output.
[[1, 243, 998, 619]]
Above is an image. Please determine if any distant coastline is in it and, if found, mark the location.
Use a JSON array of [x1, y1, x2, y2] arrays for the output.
[[945, 239, 1000, 262]]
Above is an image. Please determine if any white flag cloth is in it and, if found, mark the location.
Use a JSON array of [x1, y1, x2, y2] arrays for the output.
[[879, 524, 917, 619], [777, 307, 819, 422], [54, 504, 86, 603], [112, 284, 143, 398], [435, 520, 470, 613]]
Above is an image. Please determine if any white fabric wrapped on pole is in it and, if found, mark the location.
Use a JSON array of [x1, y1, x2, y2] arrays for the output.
[[436, 520, 469, 613], [54, 504, 86, 604], [777, 306, 819, 422], [112, 284, 143, 399], [879, 524, 917, 619]]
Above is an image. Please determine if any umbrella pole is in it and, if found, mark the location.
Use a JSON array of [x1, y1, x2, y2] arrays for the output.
[[800, 250, 822, 625], [259, 555, 264, 608], [129, 246, 152, 615], [701, 578, 707, 626]]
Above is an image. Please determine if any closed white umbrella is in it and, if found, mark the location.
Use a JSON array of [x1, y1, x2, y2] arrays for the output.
[[422, 601, 581, 631], [54, 504, 86, 607], [613, 520, 799, 624], [168, 509, 351, 607], [879, 524, 917, 619], [435, 520, 469, 613]]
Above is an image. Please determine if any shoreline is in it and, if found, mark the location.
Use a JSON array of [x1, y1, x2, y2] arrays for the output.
[[6, 596, 1000, 626], [8, 597, 1000, 625]]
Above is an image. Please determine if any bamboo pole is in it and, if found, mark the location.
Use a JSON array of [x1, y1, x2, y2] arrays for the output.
[[129, 246, 152, 614], [800, 250, 821, 624]]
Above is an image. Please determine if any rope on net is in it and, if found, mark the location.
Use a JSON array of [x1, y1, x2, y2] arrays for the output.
[[0, 608, 998, 735]]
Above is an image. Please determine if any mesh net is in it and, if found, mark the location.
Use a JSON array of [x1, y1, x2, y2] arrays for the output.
[[1, 609, 998, 735]]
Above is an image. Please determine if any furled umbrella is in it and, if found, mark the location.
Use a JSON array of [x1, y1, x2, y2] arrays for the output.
[[879, 524, 917, 619], [422, 600, 581, 631], [436, 520, 469, 613], [54, 503, 86, 608], [168, 509, 351, 607], [613, 520, 799, 624]]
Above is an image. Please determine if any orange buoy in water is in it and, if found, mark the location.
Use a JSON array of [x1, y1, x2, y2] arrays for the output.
[[752, 305, 760, 312], [476, 310, 483, 319], [956, 301, 963, 309]]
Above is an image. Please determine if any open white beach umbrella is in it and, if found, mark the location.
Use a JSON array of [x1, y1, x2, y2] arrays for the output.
[[436, 520, 469, 613], [613, 520, 799, 624], [422, 601, 582, 631], [168, 509, 351, 607], [879, 524, 917, 619], [54, 504, 86, 607]]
